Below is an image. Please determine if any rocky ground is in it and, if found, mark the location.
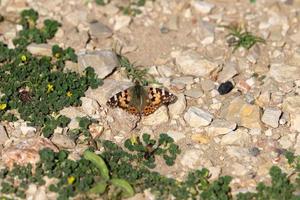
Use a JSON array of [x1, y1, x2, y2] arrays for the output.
[[1, 0, 300, 199]]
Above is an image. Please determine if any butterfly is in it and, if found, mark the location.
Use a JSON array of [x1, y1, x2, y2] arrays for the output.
[[106, 84, 177, 116]]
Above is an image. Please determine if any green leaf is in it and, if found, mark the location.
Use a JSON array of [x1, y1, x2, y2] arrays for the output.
[[83, 151, 110, 181], [89, 181, 107, 194], [110, 178, 135, 198]]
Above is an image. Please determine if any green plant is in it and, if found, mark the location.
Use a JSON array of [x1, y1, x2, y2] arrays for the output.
[[94, 0, 110, 6], [124, 133, 181, 168], [84, 151, 135, 199], [223, 24, 265, 52], [0, 9, 102, 137], [116, 50, 158, 86]]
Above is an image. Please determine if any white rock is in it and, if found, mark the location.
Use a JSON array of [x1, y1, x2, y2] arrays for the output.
[[279, 135, 293, 149], [249, 128, 261, 136], [175, 50, 218, 77], [261, 108, 282, 128], [217, 62, 238, 82], [2, 137, 58, 168], [81, 97, 101, 116], [20, 125, 37, 136], [208, 166, 221, 180], [114, 15, 131, 31], [142, 106, 169, 126], [65, 10, 87, 26], [221, 128, 251, 146], [33, 186, 47, 200], [184, 106, 213, 128], [283, 96, 300, 132], [168, 93, 186, 118], [85, 79, 133, 106], [184, 88, 203, 98], [290, 113, 300, 132], [191, 0, 215, 14], [51, 133, 76, 149], [157, 65, 175, 77], [89, 21, 112, 39], [206, 119, 237, 136], [171, 76, 194, 85], [269, 63, 300, 83], [294, 134, 300, 155], [265, 129, 273, 137], [27, 43, 52, 56], [166, 131, 186, 142], [78, 50, 118, 79], [231, 163, 248, 176], [180, 149, 202, 169], [59, 107, 86, 119]]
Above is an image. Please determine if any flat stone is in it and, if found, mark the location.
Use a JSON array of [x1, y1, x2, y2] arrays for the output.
[[157, 65, 175, 77], [27, 43, 52, 56], [240, 104, 262, 129], [168, 93, 186, 118], [221, 128, 251, 146], [166, 131, 185, 142], [142, 106, 169, 126], [217, 62, 238, 82], [114, 15, 131, 31], [80, 97, 101, 117], [191, 0, 215, 14], [78, 50, 118, 79], [180, 149, 202, 169], [89, 21, 112, 39], [64, 10, 87, 26], [222, 97, 262, 129], [2, 137, 58, 168], [107, 108, 139, 133], [261, 107, 282, 128], [171, 76, 194, 85], [184, 88, 203, 98], [283, 96, 300, 132], [191, 134, 210, 144], [51, 133, 76, 149], [283, 96, 300, 113], [184, 106, 213, 128], [85, 79, 133, 106], [201, 79, 215, 91], [279, 135, 293, 149], [206, 119, 237, 136], [269, 63, 300, 83], [175, 50, 218, 77]]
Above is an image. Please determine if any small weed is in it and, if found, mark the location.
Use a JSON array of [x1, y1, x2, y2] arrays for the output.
[[0, 9, 102, 137], [223, 24, 265, 52], [116, 49, 159, 86], [124, 133, 181, 168]]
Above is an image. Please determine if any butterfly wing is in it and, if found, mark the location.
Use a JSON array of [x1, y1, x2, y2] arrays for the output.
[[106, 89, 140, 115], [142, 87, 177, 116]]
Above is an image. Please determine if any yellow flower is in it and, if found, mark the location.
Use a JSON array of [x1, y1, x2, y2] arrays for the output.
[[55, 53, 60, 58], [47, 84, 54, 93], [21, 55, 27, 62], [0, 103, 7, 110], [66, 91, 73, 97], [67, 176, 75, 185], [130, 135, 138, 145]]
